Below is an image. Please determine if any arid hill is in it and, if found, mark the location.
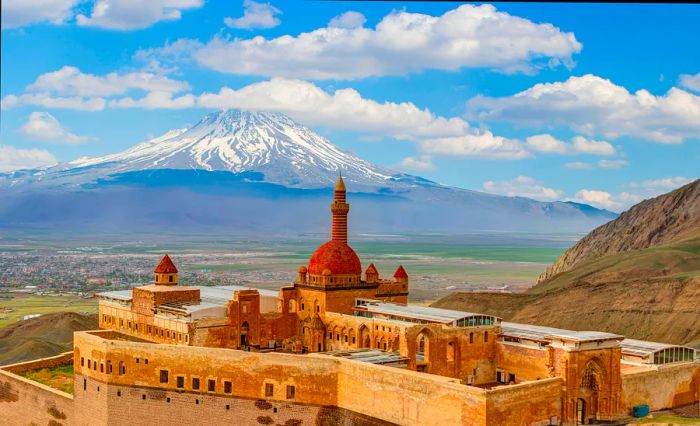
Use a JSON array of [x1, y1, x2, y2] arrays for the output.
[[433, 179, 700, 348], [0, 312, 98, 366]]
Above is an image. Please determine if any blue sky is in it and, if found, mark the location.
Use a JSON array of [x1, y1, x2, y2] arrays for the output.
[[1, 1, 699, 212]]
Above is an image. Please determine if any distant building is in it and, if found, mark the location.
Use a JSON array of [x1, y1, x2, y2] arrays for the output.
[[1, 176, 698, 426]]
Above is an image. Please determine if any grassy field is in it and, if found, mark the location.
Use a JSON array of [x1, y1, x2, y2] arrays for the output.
[[20, 364, 74, 394], [633, 415, 700, 424], [0, 294, 97, 328]]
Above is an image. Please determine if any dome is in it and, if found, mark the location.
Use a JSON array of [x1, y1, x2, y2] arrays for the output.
[[297, 265, 308, 274], [308, 240, 362, 276]]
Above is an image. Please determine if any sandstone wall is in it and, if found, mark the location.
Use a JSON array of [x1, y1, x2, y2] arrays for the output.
[[485, 378, 562, 426], [0, 353, 75, 426], [622, 362, 700, 411]]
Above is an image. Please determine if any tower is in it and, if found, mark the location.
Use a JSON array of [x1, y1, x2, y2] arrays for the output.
[[331, 175, 349, 243], [154, 254, 178, 285]]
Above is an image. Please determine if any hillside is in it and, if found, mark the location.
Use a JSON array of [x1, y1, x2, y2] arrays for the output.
[[433, 179, 700, 347], [0, 312, 98, 366]]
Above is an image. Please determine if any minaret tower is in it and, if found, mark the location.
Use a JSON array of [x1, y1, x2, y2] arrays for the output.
[[330, 175, 350, 243]]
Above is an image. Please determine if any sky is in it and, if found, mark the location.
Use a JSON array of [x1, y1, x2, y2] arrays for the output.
[[1, 1, 699, 212]]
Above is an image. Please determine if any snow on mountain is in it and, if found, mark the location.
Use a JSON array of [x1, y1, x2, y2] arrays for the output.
[[66, 110, 398, 189]]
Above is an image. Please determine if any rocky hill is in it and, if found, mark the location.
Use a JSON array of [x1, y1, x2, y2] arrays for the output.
[[433, 179, 700, 347], [537, 179, 700, 284], [0, 312, 97, 366]]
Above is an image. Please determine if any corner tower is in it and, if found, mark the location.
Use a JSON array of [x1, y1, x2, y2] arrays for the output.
[[154, 254, 178, 285]]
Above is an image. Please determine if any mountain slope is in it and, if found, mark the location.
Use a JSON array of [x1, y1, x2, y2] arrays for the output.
[[0, 312, 98, 365], [0, 109, 616, 234], [432, 179, 700, 347], [537, 179, 700, 284]]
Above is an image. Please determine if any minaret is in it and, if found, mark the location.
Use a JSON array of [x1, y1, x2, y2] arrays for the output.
[[331, 175, 349, 243]]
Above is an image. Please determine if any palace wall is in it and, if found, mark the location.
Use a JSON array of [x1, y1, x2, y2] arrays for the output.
[[621, 362, 700, 411], [0, 353, 75, 426], [495, 342, 552, 382], [485, 378, 563, 426]]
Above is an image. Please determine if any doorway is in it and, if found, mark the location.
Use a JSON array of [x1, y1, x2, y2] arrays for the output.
[[240, 321, 249, 348], [577, 398, 586, 424]]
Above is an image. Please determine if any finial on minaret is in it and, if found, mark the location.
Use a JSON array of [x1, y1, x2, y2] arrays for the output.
[[331, 175, 349, 242]]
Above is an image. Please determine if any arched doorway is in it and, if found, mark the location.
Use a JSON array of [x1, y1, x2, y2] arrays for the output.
[[578, 360, 603, 424], [240, 321, 249, 348], [359, 325, 370, 349], [577, 398, 586, 424]]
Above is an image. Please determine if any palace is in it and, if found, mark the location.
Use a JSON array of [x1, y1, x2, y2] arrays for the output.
[[1, 176, 698, 426]]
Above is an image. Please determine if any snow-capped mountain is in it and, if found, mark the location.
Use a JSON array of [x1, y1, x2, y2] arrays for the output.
[[65, 110, 400, 189], [0, 110, 617, 235]]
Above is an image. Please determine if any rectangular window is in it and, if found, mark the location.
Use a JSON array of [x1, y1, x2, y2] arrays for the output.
[[286, 385, 295, 400], [265, 383, 274, 397], [160, 370, 169, 383], [176, 376, 184, 389], [88, 359, 91, 368], [484, 331, 489, 343], [192, 377, 200, 390], [224, 381, 232, 394], [81, 357, 84, 367], [208, 379, 215, 392]]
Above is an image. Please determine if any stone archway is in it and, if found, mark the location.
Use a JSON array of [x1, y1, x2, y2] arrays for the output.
[[240, 321, 250, 348], [578, 359, 604, 424], [359, 325, 371, 348]]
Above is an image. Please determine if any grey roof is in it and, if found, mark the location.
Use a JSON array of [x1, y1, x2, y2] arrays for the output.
[[325, 349, 409, 366], [620, 338, 690, 357], [96, 290, 132, 301], [501, 322, 623, 343], [355, 300, 499, 324]]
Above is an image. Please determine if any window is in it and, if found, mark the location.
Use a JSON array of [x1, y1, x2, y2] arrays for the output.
[[226, 405, 230, 410], [344, 335, 348, 343], [352, 336, 356, 344], [177, 376, 184, 389], [100, 363, 104, 373], [136, 358, 140, 364], [160, 370, 169, 383], [286, 385, 295, 400], [83, 378, 86, 390], [142, 394, 146, 400], [497, 371, 506, 383], [119, 361, 125, 375], [316, 306, 320, 313], [301, 303, 305, 311], [265, 383, 274, 397], [88, 359, 91, 368], [108, 361, 112, 374], [145, 359, 148, 365], [208, 379, 216, 392], [192, 378, 200, 390], [224, 381, 232, 394], [484, 331, 489, 343], [117, 390, 121, 397], [93, 361, 97, 371], [81, 357, 84, 367], [169, 275, 173, 283], [469, 332, 474, 344]]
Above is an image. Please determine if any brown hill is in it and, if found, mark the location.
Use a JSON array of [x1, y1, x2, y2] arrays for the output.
[[0, 312, 98, 366], [537, 179, 700, 284], [433, 179, 700, 348]]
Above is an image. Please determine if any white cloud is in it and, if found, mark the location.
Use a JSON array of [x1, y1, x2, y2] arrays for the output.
[[397, 156, 434, 171], [27, 66, 190, 97], [197, 78, 469, 140], [1, 0, 79, 29], [626, 176, 693, 192], [679, 72, 700, 92], [188, 4, 581, 79], [0, 145, 57, 172], [224, 0, 281, 30], [483, 176, 563, 201], [418, 132, 530, 160], [568, 189, 627, 211], [597, 159, 629, 169], [468, 74, 700, 143], [563, 161, 594, 170], [109, 91, 196, 109], [329, 11, 366, 29], [20, 111, 88, 144], [526, 134, 616, 156], [3, 66, 190, 111], [76, 0, 203, 30]]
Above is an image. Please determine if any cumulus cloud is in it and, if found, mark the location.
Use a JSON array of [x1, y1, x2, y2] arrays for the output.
[[109, 91, 196, 109], [597, 159, 629, 169], [3, 66, 190, 111], [418, 132, 530, 160], [224, 0, 281, 30], [468, 74, 700, 143], [397, 156, 434, 172], [186, 4, 581, 79], [197, 78, 470, 140], [20, 111, 88, 144], [0, 145, 57, 172], [1, 0, 79, 29], [563, 161, 594, 170], [76, 0, 203, 30], [568, 189, 627, 211], [526, 134, 616, 156], [483, 176, 563, 201], [329, 11, 366, 29], [626, 176, 694, 192], [27, 66, 190, 97], [679, 72, 700, 92]]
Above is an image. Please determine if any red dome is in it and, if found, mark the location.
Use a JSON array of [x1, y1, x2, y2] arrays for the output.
[[308, 240, 361, 276]]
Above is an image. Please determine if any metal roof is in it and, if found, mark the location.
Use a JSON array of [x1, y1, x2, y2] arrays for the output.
[[96, 290, 132, 301], [325, 349, 409, 366], [501, 322, 623, 343], [620, 338, 683, 357], [355, 299, 499, 324]]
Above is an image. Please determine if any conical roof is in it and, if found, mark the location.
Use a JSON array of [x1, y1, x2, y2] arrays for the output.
[[154, 254, 178, 274]]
